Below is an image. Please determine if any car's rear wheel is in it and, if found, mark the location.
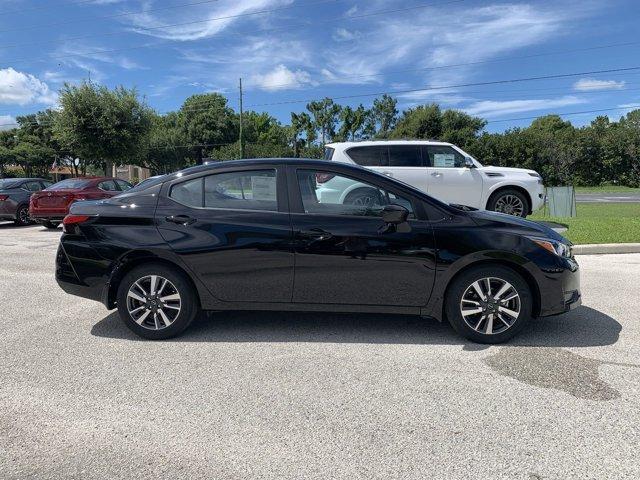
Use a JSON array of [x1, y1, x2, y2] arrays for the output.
[[14, 205, 31, 226], [116, 263, 199, 340], [445, 265, 532, 344], [42, 220, 60, 229], [487, 189, 530, 217]]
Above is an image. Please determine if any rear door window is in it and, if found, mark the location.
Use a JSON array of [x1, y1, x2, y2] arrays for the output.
[[346, 146, 389, 167], [98, 180, 118, 191], [204, 170, 277, 211], [23, 181, 42, 192], [388, 145, 423, 167]]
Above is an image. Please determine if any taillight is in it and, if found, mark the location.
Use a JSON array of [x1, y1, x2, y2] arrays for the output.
[[0, 195, 8, 201], [62, 214, 91, 233], [316, 173, 335, 184]]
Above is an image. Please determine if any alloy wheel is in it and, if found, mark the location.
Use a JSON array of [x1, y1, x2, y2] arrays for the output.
[[18, 207, 30, 224], [459, 277, 521, 335], [494, 194, 524, 216], [351, 192, 382, 208], [126, 275, 182, 330]]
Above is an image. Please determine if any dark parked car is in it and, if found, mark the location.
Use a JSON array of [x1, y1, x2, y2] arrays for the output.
[[55, 159, 581, 343], [0, 178, 53, 225], [30, 177, 133, 229]]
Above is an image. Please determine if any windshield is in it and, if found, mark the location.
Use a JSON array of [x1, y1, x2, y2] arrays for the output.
[[46, 179, 92, 190], [0, 179, 20, 189]]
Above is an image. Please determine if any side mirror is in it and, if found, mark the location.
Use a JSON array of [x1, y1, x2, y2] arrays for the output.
[[464, 156, 476, 168], [382, 204, 409, 224]]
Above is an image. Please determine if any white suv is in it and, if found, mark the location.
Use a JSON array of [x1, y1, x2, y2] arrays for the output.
[[323, 141, 545, 217]]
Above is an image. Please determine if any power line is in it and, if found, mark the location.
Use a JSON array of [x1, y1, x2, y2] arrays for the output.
[[4, 65, 640, 128], [0, 0, 337, 34], [485, 104, 640, 123], [3, 72, 640, 127], [243, 66, 640, 107]]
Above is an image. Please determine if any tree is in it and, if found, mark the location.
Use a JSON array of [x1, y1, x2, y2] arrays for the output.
[[178, 93, 237, 164], [306, 97, 341, 144], [337, 104, 369, 141], [140, 112, 191, 174], [391, 103, 443, 139], [54, 82, 153, 175], [369, 94, 398, 138]]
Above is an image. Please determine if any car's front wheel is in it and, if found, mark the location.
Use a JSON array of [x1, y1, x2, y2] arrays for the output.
[[116, 263, 200, 340], [487, 189, 530, 217], [445, 265, 533, 344], [14, 205, 31, 226]]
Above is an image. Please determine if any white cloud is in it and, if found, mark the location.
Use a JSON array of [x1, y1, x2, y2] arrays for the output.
[[126, 0, 293, 41], [464, 96, 587, 118], [250, 64, 314, 91], [0, 68, 57, 106], [573, 78, 626, 91]]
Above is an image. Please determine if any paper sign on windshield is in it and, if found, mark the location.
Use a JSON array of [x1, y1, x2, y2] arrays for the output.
[[251, 175, 277, 201], [433, 153, 456, 167]]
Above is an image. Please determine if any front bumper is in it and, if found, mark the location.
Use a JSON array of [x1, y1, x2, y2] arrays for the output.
[[538, 256, 581, 317]]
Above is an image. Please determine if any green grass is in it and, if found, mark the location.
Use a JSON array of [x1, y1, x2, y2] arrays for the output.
[[574, 185, 640, 194], [530, 203, 640, 245]]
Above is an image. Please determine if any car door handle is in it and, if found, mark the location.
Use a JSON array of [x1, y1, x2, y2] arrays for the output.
[[431, 172, 442, 177], [381, 171, 394, 177], [297, 228, 333, 241], [165, 215, 196, 225]]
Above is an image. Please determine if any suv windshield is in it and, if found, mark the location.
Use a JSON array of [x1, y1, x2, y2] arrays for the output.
[[47, 179, 92, 190]]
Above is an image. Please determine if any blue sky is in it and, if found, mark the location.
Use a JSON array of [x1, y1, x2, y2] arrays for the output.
[[1, 0, 639, 132]]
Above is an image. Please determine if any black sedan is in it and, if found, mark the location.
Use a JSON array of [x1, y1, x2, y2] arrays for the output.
[[55, 159, 581, 343], [0, 177, 53, 225]]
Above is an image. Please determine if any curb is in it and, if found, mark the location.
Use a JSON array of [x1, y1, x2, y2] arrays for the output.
[[573, 243, 640, 255]]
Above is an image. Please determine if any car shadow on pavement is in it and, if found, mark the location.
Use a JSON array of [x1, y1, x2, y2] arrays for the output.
[[91, 305, 620, 349]]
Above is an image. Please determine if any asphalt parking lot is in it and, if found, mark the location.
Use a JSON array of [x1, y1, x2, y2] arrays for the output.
[[1, 223, 639, 479]]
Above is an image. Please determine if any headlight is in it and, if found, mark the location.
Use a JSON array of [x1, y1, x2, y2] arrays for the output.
[[528, 237, 572, 257]]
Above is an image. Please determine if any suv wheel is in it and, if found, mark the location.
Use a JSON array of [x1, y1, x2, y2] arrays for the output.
[[445, 265, 532, 344], [487, 189, 529, 217], [116, 263, 200, 340], [14, 205, 31, 226]]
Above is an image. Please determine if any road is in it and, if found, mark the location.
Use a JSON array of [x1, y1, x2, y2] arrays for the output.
[[1, 223, 639, 479], [576, 192, 640, 203]]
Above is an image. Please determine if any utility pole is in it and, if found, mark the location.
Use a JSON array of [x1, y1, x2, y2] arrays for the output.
[[239, 78, 244, 159]]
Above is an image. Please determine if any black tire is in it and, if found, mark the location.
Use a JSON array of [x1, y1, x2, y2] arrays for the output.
[[445, 265, 533, 344], [344, 187, 384, 208], [116, 263, 200, 340], [42, 220, 60, 229], [14, 205, 31, 226], [487, 189, 530, 218]]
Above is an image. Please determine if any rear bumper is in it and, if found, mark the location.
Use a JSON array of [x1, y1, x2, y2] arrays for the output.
[[55, 244, 108, 306], [538, 257, 581, 317]]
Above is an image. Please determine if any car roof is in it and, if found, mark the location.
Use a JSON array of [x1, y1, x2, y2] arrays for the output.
[[0, 177, 46, 182], [179, 158, 359, 176], [325, 140, 454, 148]]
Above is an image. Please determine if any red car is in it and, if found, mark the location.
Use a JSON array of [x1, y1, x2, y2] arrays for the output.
[[30, 177, 133, 229]]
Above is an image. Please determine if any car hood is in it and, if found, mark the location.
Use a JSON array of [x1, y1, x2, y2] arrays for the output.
[[467, 209, 569, 244], [480, 165, 539, 176]]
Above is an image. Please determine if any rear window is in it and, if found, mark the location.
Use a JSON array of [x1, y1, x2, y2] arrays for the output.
[[0, 179, 19, 189], [323, 147, 335, 160], [46, 179, 92, 190], [346, 146, 389, 166]]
